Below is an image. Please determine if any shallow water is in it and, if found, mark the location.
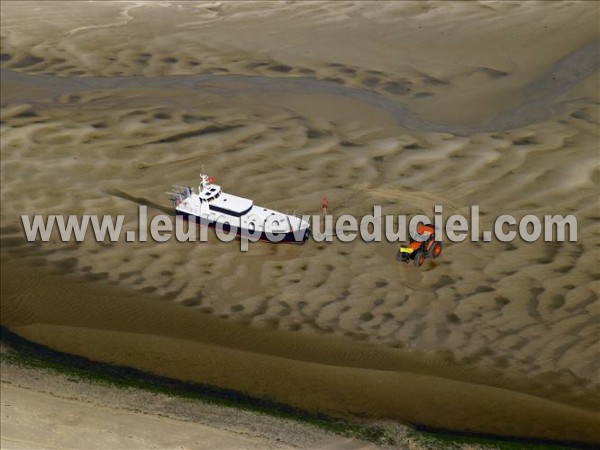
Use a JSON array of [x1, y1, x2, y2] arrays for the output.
[[3, 38, 599, 134]]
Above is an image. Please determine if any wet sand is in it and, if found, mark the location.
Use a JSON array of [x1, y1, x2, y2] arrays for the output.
[[1, 356, 384, 450], [1, 1, 599, 446]]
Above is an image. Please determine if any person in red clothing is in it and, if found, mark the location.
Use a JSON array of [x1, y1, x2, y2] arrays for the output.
[[320, 195, 329, 214]]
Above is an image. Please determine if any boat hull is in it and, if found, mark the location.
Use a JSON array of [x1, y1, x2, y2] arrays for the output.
[[175, 211, 310, 244]]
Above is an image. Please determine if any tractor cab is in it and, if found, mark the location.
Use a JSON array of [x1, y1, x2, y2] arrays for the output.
[[397, 224, 442, 267]]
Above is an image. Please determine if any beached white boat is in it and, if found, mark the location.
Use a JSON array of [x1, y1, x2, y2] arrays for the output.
[[169, 173, 310, 244]]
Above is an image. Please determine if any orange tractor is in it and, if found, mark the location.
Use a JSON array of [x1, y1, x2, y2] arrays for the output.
[[396, 224, 442, 267]]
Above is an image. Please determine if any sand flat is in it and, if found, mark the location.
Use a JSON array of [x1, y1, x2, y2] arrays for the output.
[[1, 384, 295, 450], [1, 0, 599, 445]]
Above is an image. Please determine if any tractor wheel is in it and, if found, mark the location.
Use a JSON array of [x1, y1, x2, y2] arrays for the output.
[[414, 251, 425, 267], [430, 242, 442, 258]]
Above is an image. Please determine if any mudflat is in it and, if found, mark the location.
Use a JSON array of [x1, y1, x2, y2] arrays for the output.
[[1, 1, 599, 445]]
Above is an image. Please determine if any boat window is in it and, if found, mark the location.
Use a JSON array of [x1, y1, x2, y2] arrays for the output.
[[209, 204, 253, 217]]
